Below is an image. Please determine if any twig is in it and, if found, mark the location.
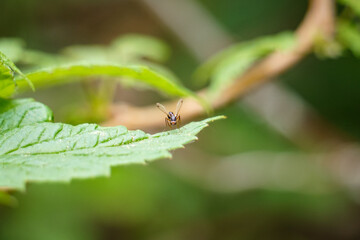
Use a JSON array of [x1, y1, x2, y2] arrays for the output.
[[103, 0, 334, 129]]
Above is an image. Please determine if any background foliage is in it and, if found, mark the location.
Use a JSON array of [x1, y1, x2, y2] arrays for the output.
[[1, 0, 360, 239]]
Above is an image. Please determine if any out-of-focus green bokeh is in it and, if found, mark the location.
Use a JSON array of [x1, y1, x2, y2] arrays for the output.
[[1, 0, 360, 239]]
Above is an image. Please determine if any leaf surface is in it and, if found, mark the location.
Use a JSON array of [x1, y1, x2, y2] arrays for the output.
[[16, 63, 194, 97], [0, 98, 52, 132], [0, 98, 223, 190]]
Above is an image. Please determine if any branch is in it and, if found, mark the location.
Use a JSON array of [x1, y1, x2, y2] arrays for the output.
[[103, 0, 335, 129]]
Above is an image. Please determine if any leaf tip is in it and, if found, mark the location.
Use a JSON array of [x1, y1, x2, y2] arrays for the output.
[[25, 76, 35, 91], [204, 115, 226, 123]]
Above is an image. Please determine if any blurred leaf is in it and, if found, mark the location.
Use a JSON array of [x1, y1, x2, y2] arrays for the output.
[[0, 60, 16, 98], [313, 33, 343, 59], [338, 0, 360, 16], [15, 62, 194, 97], [0, 38, 25, 62], [0, 191, 17, 207], [0, 38, 64, 68], [21, 49, 65, 67], [110, 34, 171, 63], [62, 34, 170, 64], [0, 36, 181, 102], [133, 60, 182, 84], [194, 32, 295, 98], [337, 20, 360, 57], [0, 51, 34, 97], [0, 98, 224, 190], [62, 45, 109, 62], [117, 60, 183, 92], [60, 35, 176, 97]]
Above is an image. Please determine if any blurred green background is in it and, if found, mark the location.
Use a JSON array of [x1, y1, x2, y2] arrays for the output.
[[1, 0, 360, 239]]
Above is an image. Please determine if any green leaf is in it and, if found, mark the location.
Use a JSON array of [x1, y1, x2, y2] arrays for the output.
[[194, 32, 295, 98], [338, 0, 360, 16], [0, 51, 34, 97], [0, 38, 25, 62], [0, 98, 53, 132], [62, 34, 170, 64], [110, 34, 171, 63], [313, 33, 343, 59], [61, 45, 109, 62], [58, 36, 175, 97], [0, 62, 16, 98], [0, 38, 64, 68], [15, 62, 194, 97], [21, 49, 65, 67], [0, 101, 224, 190], [337, 20, 360, 57]]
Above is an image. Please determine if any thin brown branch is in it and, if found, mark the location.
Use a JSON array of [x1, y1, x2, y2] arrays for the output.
[[103, 0, 335, 130]]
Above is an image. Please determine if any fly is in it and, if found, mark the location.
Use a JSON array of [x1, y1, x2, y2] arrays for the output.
[[156, 99, 183, 128]]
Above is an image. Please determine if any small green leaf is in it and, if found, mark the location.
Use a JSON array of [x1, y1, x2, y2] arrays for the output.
[[338, 0, 360, 16], [62, 45, 109, 62], [0, 108, 223, 190], [313, 33, 343, 59], [0, 51, 35, 96], [194, 32, 295, 98], [0, 65, 16, 98], [0, 38, 25, 62], [15, 63, 194, 97], [0, 38, 63, 67], [337, 20, 360, 57], [21, 49, 65, 67], [0, 52, 18, 98], [62, 34, 170, 64], [110, 34, 171, 63]]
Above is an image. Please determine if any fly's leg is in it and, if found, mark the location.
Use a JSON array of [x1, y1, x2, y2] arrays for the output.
[[165, 118, 172, 129], [176, 115, 181, 129]]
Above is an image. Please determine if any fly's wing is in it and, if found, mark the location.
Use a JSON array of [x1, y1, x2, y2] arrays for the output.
[[175, 99, 183, 116], [156, 103, 168, 116]]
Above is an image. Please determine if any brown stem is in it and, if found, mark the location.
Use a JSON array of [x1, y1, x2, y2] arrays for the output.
[[103, 0, 335, 129]]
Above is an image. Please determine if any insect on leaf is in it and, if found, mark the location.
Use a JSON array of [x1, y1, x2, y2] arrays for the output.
[[0, 98, 224, 190]]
